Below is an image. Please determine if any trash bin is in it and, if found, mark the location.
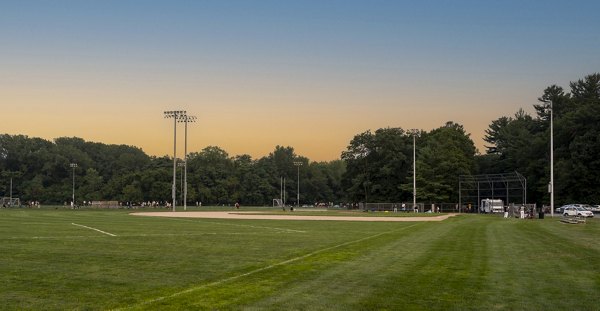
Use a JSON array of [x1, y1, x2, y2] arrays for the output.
[[539, 211, 545, 219]]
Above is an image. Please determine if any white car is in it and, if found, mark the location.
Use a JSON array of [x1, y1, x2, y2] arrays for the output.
[[590, 205, 600, 212], [556, 204, 572, 213], [563, 206, 594, 218]]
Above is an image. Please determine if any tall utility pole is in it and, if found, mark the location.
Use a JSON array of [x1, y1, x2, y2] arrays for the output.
[[294, 161, 302, 207], [410, 129, 419, 212], [70, 163, 77, 207], [164, 110, 186, 211], [178, 162, 185, 205], [550, 101, 554, 218], [178, 115, 196, 211]]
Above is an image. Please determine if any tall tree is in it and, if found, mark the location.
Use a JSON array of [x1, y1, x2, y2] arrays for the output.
[[414, 122, 476, 202]]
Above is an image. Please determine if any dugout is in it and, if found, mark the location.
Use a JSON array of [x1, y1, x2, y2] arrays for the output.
[[459, 172, 527, 213]]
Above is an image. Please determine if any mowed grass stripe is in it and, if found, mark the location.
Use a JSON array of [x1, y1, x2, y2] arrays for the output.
[[2, 210, 599, 310], [123, 222, 424, 310], [243, 220, 455, 310], [125, 216, 600, 311], [2, 209, 400, 310], [482, 218, 600, 310], [344, 216, 489, 311]]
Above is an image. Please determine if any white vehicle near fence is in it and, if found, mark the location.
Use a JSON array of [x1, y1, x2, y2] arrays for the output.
[[480, 199, 504, 213], [563, 206, 594, 218]]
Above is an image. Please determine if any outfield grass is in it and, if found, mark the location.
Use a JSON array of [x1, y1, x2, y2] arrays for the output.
[[1, 208, 598, 310]]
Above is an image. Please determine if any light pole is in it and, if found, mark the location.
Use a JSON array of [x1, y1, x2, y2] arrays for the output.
[[294, 161, 302, 207], [164, 110, 186, 211], [550, 101, 554, 218], [70, 163, 77, 207], [410, 129, 419, 212], [178, 115, 196, 211], [284, 177, 286, 207], [9, 177, 12, 206], [178, 162, 185, 206]]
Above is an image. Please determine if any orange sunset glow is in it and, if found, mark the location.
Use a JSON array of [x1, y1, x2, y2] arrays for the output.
[[2, 2, 596, 161]]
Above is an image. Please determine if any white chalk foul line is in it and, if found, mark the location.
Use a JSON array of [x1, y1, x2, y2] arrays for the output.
[[71, 223, 117, 237], [117, 223, 421, 310]]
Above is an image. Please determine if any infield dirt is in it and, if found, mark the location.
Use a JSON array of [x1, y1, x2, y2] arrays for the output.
[[132, 211, 458, 222]]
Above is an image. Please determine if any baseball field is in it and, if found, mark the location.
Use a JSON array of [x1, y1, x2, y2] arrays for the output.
[[1, 207, 598, 310]]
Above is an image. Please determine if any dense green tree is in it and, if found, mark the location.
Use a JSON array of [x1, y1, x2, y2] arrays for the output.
[[553, 74, 600, 204], [342, 128, 413, 203], [80, 168, 104, 201], [342, 124, 476, 204], [482, 73, 600, 206], [341, 130, 376, 203], [414, 122, 476, 202], [4, 73, 599, 209]]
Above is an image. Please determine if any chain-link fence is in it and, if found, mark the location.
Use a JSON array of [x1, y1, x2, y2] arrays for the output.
[[355, 202, 460, 213]]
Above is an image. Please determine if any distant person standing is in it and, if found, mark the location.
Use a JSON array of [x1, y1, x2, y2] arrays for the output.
[[520, 206, 525, 219], [235, 202, 240, 209]]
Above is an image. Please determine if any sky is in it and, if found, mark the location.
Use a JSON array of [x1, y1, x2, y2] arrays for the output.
[[2, 0, 599, 161]]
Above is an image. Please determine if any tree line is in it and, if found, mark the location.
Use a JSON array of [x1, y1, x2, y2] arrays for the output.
[[1, 73, 598, 207], [0, 136, 345, 206]]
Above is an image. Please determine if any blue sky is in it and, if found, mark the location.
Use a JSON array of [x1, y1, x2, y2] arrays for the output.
[[2, 1, 599, 160]]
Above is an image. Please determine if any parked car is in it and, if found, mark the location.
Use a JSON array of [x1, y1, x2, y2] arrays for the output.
[[563, 206, 594, 218], [557, 204, 591, 214], [588, 205, 600, 213], [556, 204, 572, 214]]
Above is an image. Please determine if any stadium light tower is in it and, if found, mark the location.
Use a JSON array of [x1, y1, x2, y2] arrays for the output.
[[164, 110, 186, 211], [70, 163, 78, 207], [294, 161, 302, 207], [550, 100, 554, 218], [178, 115, 196, 211], [409, 129, 419, 211]]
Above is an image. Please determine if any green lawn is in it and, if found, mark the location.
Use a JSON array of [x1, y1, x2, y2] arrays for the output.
[[0, 208, 598, 310]]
